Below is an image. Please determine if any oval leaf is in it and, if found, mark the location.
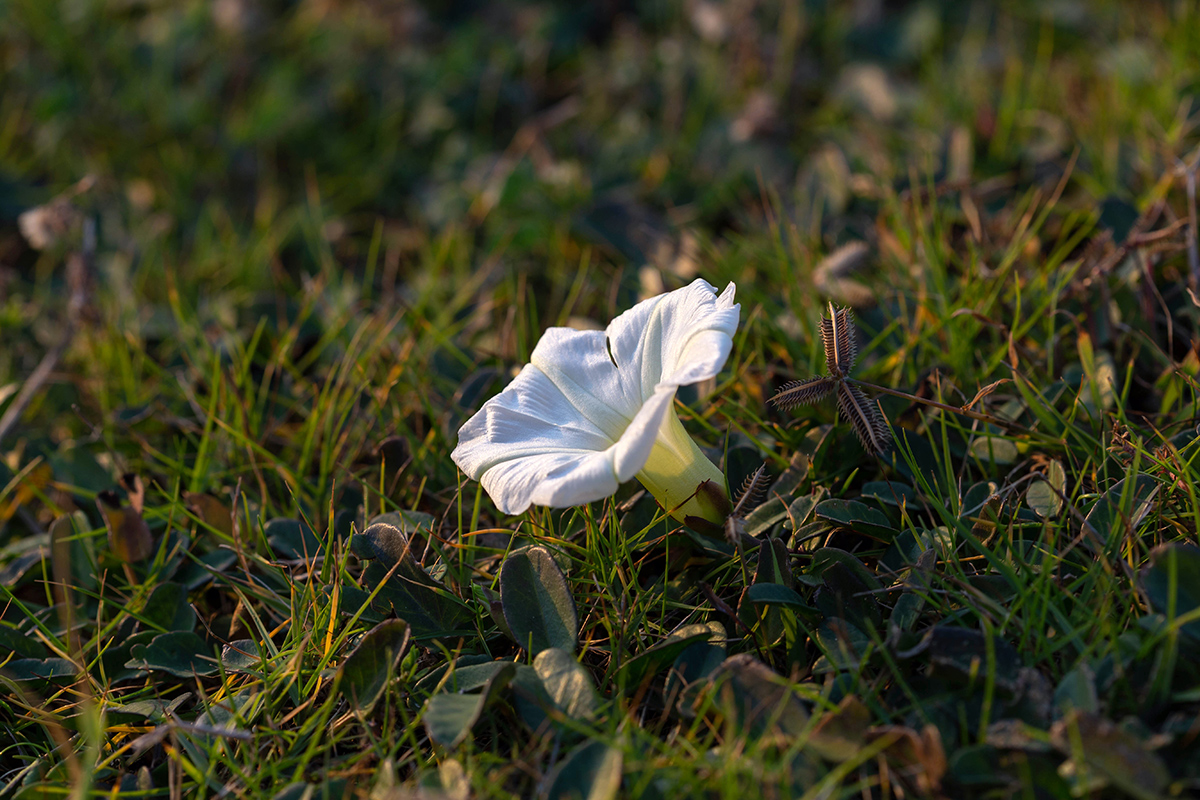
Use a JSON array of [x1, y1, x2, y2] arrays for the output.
[[815, 499, 896, 540], [534, 647, 599, 720], [1026, 460, 1065, 520], [339, 619, 411, 713], [544, 740, 623, 800], [500, 547, 577, 656], [423, 661, 516, 749]]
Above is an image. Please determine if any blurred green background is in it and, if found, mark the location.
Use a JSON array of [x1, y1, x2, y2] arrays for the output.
[[4, 0, 1192, 291]]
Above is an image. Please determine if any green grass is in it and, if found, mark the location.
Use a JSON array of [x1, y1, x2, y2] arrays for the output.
[[2, 0, 1200, 797]]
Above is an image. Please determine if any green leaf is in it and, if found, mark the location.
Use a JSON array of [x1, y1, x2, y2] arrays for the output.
[[967, 433, 1019, 464], [1012, 374, 1066, 437], [142, 582, 197, 632], [899, 626, 1024, 692], [220, 639, 267, 676], [270, 780, 347, 800], [3, 657, 76, 681], [424, 695, 490, 750], [534, 647, 600, 720], [511, 664, 555, 733], [754, 536, 792, 588], [436, 660, 514, 694], [423, 662, 516, 749], [417, 759, 470, 800], [889, 592, 925, 633], [264, 518, 322, 560], [366, 509, 435, 535], [815, 499, 896, 540], [338, 619, 411, 713], [0, 624, 48, 659], [617, 623, 718, 689], [124, 631, 217, 678], [544, 740, 623, 800], [744, 583, 820, 622], [784, 489, 826, 532], [352, 518, 430, 565], [665, 625, 727, 718], [860, 481, 917, 507], [810, 548, 883, 632], [743, 495, 789, 537], [1141, 543, 1200, 642], [1076, 333, 1116, 413], [176, 548, 239, 590], [1026, 460, 1066, 520], [809, 548, 882, 592], [1055, 664, 1098, 714], [813, 617, 870, 672], [0, 535, 48, 588], [500, 546, 577, 656], [353, 522, 471, 639], [49, 510, 97, 592]]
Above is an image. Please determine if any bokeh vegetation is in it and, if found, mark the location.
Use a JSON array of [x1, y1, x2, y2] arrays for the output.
[[2, 0, 1199, 797]]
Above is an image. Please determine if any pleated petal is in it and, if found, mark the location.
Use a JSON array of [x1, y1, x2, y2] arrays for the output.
[[451, 279, 740, 515]]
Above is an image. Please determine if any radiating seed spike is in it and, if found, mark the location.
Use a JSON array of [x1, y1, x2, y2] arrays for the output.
[[769, 376, 837, 410], [822, 304, 857, 376], [731, 463, 769, 519], [836, 382, 891, 456]]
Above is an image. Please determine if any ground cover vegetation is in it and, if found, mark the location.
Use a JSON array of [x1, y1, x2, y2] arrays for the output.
[[1, 0, 1199, 797]]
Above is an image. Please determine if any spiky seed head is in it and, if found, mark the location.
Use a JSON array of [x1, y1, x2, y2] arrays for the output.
[[770, 376, 837, 410], [821, 304, 858, 377], [836, 382, 891, 457]]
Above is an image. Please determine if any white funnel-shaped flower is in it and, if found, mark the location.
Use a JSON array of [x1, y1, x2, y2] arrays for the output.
[[452, 278, 739, 527]]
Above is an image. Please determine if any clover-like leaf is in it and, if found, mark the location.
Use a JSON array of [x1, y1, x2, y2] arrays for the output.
[[807, 695, 871, 762], [125, 631, 217, 678], [1083, 474, 1157, 541], [815, 498, 896, 540], [142, 582, 197, 632]]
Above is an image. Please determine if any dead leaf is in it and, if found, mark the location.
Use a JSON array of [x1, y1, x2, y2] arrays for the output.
[[963, 379, 1010, 412], [97, 489, 154, 563]]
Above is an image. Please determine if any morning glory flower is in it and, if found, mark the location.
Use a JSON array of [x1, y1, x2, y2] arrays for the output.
[[452, 278, 740, 528]]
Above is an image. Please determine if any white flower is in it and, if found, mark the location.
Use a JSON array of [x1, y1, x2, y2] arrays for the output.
[[452, 278, 740, 527]]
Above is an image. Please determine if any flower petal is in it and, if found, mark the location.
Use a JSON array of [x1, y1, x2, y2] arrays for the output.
[[480, 449, 620, 514], [531, 279, 739, 432], [451, 364, 615, 480], [606, 278, 739, 393], [452, 278, 741, 516]]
